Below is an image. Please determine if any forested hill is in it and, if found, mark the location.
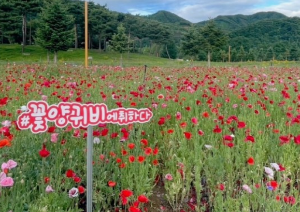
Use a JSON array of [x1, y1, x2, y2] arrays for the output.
[[196, 12, 287, 32], [146, 10, 191, 26], [228, 17, 300, 61]]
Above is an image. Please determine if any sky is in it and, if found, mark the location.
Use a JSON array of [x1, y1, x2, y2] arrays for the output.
[[92, 0, 300, 23]]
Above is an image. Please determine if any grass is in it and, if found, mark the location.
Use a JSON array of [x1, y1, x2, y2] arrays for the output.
[[0, 44, 185, 67], [1, 44, 300, 68]]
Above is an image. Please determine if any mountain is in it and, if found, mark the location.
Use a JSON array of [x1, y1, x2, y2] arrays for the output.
[[146, 10, 191, 26], [196, 11, 287, 32], [229, 17, 300, 50]]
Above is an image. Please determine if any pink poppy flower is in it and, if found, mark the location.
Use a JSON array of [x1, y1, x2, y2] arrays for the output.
[[46, 185, 54, 193], [165, 173, 173, 181], [51, 133, 59, 143], [0, 176, 14, 187], [1, 159, 17, 171], [68, 187, 79, 198]]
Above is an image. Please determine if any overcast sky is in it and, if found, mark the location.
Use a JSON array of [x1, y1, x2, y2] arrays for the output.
[[92, 0, 300, 23]]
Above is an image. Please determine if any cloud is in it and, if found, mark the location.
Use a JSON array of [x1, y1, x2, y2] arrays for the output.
[[92, 0, 300, 23], [252, 0, 300, 17]]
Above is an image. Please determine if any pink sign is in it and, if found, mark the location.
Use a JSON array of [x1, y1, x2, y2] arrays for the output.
[[17, 101, 153, 133]]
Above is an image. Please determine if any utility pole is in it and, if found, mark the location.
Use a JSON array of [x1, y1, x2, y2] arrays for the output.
[[85, 1, 88, 68]]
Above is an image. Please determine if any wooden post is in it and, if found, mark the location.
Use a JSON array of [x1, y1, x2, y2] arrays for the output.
[[85, 1, 88, 68]]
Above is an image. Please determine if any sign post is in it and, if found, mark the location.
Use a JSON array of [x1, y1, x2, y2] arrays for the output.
[[87, 125, 93, 212], [16, 101, 153, 212]]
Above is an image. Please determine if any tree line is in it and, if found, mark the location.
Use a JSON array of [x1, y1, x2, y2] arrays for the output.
[[0, 0, 176, 61], [1, 0, 300, 63]]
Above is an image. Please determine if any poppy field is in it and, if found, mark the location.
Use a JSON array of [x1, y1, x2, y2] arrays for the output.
[[1, 64, 300, 212]]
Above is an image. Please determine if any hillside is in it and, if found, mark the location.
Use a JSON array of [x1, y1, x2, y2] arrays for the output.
[[228, 17, 300, 59], [196, 11, 287, 32], [146, 10, 191, 26]]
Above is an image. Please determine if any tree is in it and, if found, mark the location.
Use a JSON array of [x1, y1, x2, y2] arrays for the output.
[[111, 24, 128, 66], [181, 21, 227, 66], [181, 26, 201, 60], [36, 0, 74, 64], [69, 0, 84, 49], [198, 20, 228, 67], [161, 40, 177, 59], [0, 1, 21, 44], [238, 46, 246, 61], [89, 4, 116, 51], [12, 0, 41, 52]]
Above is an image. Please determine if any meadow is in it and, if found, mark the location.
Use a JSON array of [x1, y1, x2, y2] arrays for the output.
[[1, 61, 300, 212]]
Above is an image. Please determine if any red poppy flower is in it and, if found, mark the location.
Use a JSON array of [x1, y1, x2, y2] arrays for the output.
[[225, 142, 234, 148], [78, 186, 85, 194], [119, 163, 126, 168], [44, 177, 50, 184], [158, 117, 165, 125], [39, 144, 50, 158], [140, 139, 148, 146], [110, 151, 116, 157], [128, 143, 135, 149], [108, 181, 116, 187], [101, 128, 109, 136], [73, 176, 81, 183], [198, 130, 204, 136], [191, 117, 198, 125], [247, 157, 254, 165], [129, 156, 135, 163], [138, 156, 145, 163], [184, 132, 192, 139], [167, 129, 174, 134], [138, 195, 149, 203], [110, 132, 118, 138], [153, 159, 159, 166], [218, 184, 225, 191], [129, 206, 141, 212], [202, 112, 209, 118], [144, 147, 152, 155], [213, 125, 222, 133], [120, 189, 133, 198], [223, 135, 233, 141], [279, 135, 290, 145], [180, 122, 187, 128], [47, 126, 56, 133], [294, 135, 300, 144], [0, 97, 8, 106], [66, 169, 75, 178], [122, 149, 127, 156], [153, 147, 159, 155], [284, 196, 296, 205], [268, 181, 278, 190], [237, 121, 246, 128], [245, 135, 255, 143]]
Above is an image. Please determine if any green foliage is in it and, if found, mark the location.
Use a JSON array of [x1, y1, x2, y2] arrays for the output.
[[0, 1, 21, 44], [111, 24, 128, 54], [161, 41, 177, 59], [196, 11, 287, 32], [229, 17, 300, 61], [146, 10, 191, 26], [1, 0, 300, 62], [181, 27, 201, 59], [199, 20, 228, 53], [36, 0, 74, 53], [181, 21, 227, 62]]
